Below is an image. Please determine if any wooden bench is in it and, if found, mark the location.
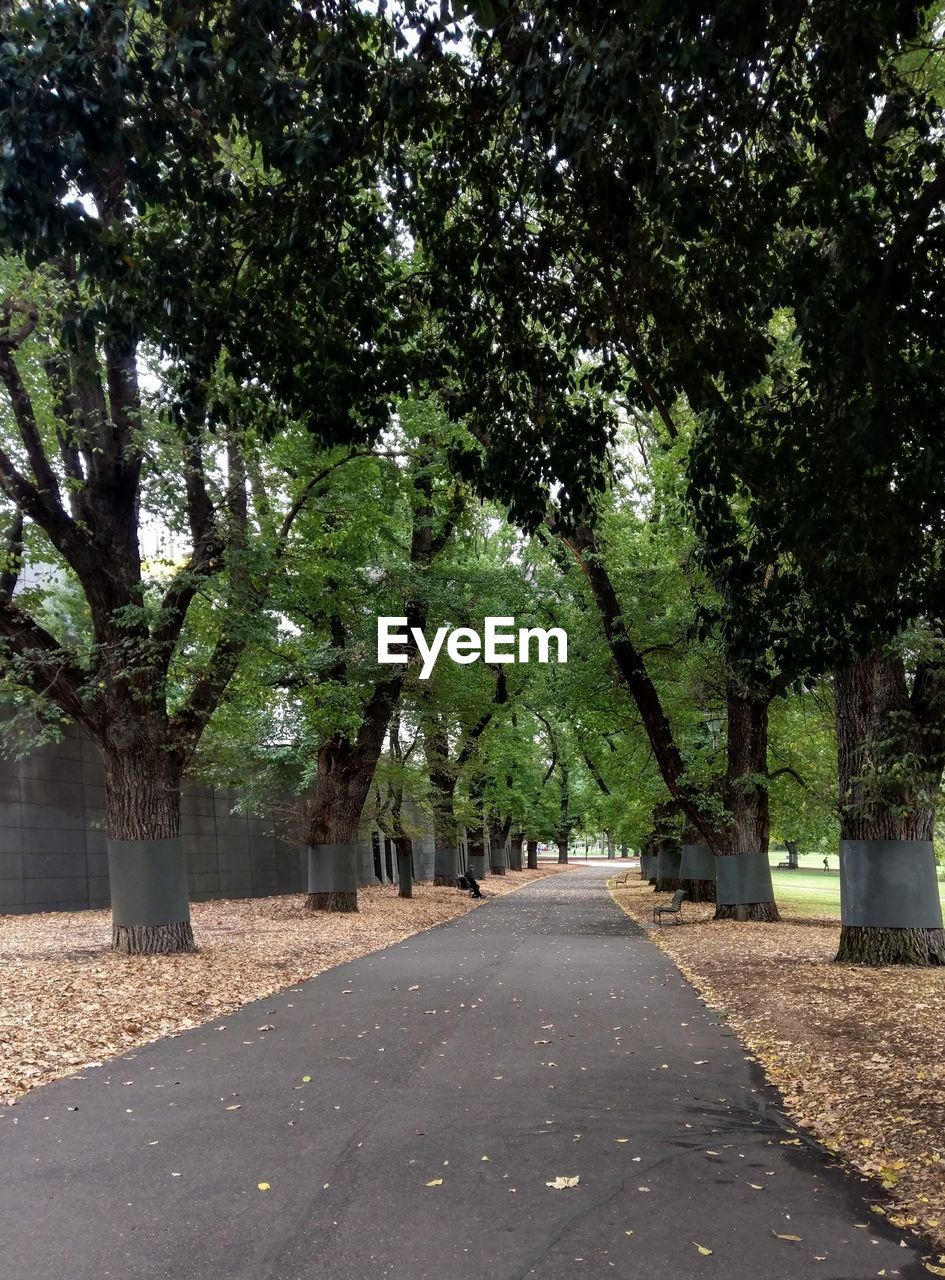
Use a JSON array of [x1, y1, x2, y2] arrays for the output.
[[653, 889, 688, 926]]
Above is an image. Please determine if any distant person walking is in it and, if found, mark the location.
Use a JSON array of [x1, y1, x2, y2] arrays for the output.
[[823, 855, 830, 873]]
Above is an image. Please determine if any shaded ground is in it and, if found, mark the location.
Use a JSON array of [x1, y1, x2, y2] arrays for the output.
[[0, 867, 929, 1280], [612, 874, 945, 1259], [0, 866, 568, 1106]]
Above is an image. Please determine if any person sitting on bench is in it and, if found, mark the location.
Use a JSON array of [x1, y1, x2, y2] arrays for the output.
[[456, 868, 483, 898]]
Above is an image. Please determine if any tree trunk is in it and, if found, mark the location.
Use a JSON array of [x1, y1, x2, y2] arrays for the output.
[[508, 834, 524, 871], [306, 729, 386, 913], [834, 649, 945, 964], [654, 847, 682, 892], [467, 830, 488, 879], [489, 820, 509, 874], [396, 834, 413, 899], [557, 837, 568, 864], [715, 681, 779, 922], [104, 742, 195, 956], [526, 838, 538, 869], [680, 825, 717, 902], [686, 879, 716, 903], [427, 730, 461, 885]]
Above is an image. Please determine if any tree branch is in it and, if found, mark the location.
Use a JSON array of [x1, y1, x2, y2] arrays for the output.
[[0, 510, 23, 603], [0, 600, 95, 728]]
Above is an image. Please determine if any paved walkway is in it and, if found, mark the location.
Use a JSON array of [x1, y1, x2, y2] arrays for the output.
[[0, 868, 926, 1279]]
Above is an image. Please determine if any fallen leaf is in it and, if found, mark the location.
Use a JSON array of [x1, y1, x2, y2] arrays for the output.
[[425, 1178, 443, 1187], [225, 1104, 241, 1111], [257, 1182, 270, 1191], [546, 1176, 580, 1190], [773, 1232, 802, 1242], [693, 1243, 713, 1256]]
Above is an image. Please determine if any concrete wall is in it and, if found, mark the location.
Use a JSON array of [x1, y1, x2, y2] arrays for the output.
[[0, 721, 436, 915]]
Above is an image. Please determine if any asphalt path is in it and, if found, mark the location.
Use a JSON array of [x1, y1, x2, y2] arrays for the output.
[[0, 866, 927, 1279]]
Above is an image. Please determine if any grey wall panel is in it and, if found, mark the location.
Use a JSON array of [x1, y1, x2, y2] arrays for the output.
[[0, 878, 25, 907], [0, 720, 434, 914], [0, 828, 21, 854], [85, 830, 106, 854], [24, 877, 88, 906], [0, 850, 24, 877], [86, 851, 109, 878], [22, 828, 86, 855]]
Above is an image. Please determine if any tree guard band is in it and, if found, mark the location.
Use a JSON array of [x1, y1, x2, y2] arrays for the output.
[[415, 845, 435, 881], [839, 839, 943, 929], [467, 851, 487, 878], [680, 843, 716, 881], [307, 844, 359, 894], [641, 850, 656, 878], [434, 846, 459, 879], [715, 851, 774, 906], [107, 837, 190, 928], [656, 845, 681, 881]]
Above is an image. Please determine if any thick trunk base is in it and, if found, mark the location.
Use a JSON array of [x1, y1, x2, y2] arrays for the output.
[[655, 877, 681, 893], [306, 891, 358, 913], [434, 874, 455, 887], [714, 900, 780, 922], [836, 925, 945, 966], [491, 865, 507, 876], [685, 878, 716, 903], [113, 920, 196, 956]]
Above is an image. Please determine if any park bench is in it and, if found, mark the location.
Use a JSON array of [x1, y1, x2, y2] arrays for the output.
[[653, 889, 688, 926]]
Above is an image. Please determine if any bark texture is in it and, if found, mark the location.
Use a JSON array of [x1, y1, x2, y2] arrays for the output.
[[685, 878, 716, 904], [112, 920, 196, 956], [396, 835, 414, 899], [306, 891, 358, 912], [526, 838, 538, 870]]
